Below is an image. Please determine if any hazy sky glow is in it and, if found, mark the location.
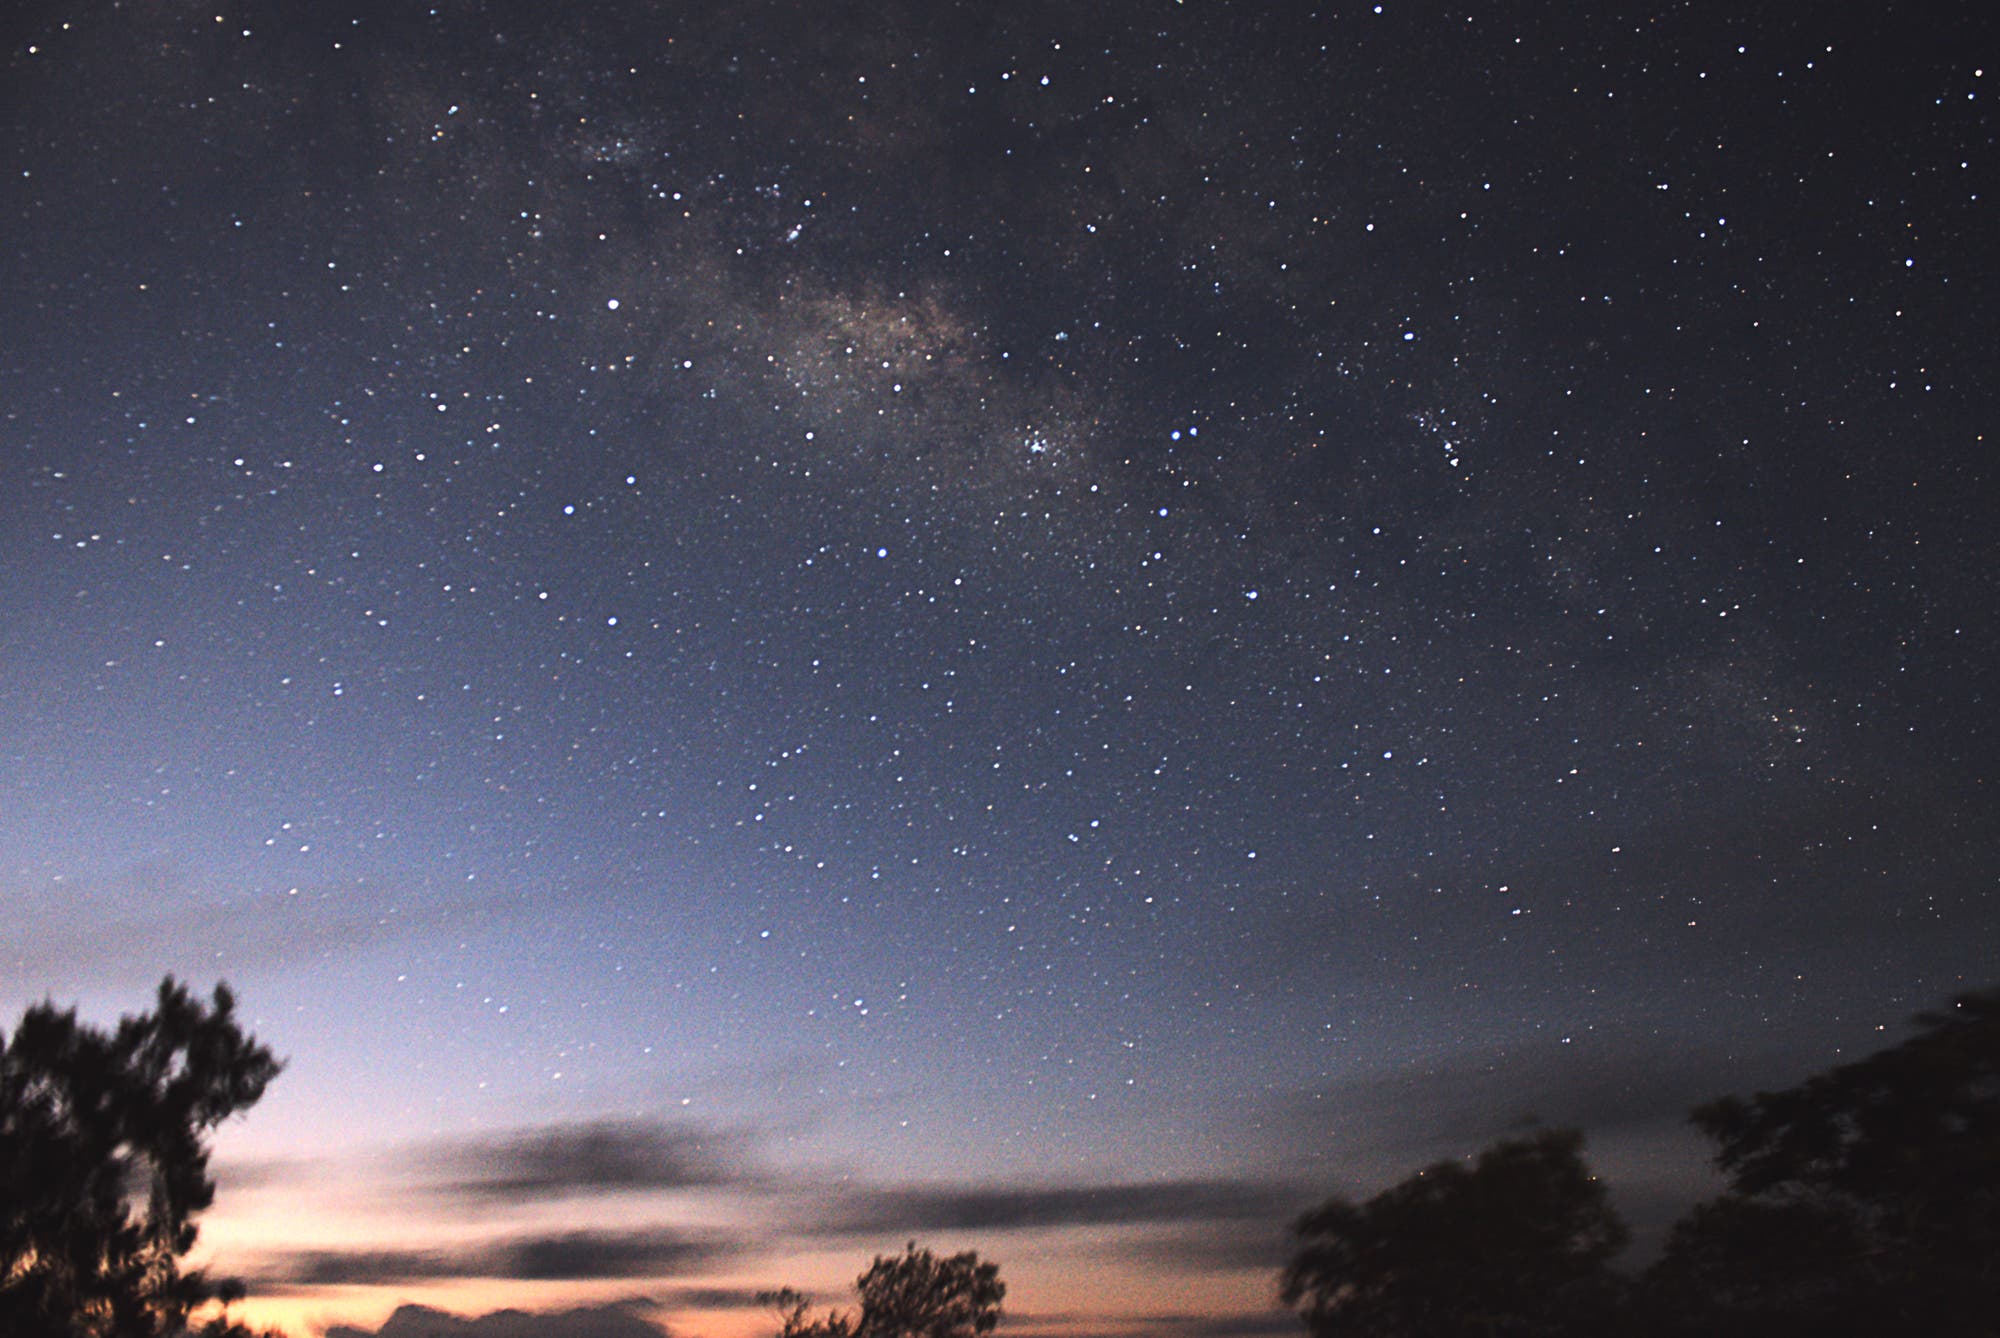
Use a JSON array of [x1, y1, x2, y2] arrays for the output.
[[2, 3, 1994, 1336]]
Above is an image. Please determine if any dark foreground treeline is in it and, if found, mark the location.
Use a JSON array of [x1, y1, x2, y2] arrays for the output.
[[3, 981, 1995, 1338], [1280, 987, 2000, 1338]]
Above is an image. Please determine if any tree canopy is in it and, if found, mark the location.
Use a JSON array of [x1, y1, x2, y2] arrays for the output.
[[0, 977, 282, 1338], [1645, 985, 2000, 1336], [1282, 1127, 1628, 1338]]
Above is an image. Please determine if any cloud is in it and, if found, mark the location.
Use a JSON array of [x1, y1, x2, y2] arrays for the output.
[[259, 1227, 739, 1287], [1, 872, 517, 987], [500, 1230, 728, 1282], [652, 1284, 773, 1311], [428, 1118, 752, 1201], [274, 1248, 454, 1287], [212, 1153, 311, 1194], [325, 1299, 667, 1338], [1257, 1034, 1746, 1178], [807, 1177, 1295, 1237], [1109, 1221, 1297, 1275], [261, 1162, 1296, 1296]]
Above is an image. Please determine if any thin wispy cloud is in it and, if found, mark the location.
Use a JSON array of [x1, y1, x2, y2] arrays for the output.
[[425, 1118, 755, 1202], [259, 1227, 740, 1288], [806, 1178, 1297, 1237]]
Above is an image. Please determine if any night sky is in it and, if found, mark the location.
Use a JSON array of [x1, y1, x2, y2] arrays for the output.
[[3, 2, 1995, 1336]]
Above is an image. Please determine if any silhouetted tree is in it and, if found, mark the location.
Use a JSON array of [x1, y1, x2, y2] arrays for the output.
[[1282, 1128, 1629, 1338], [1645, 986, 2000, 1336], [0, 977, 282, 1338], [1641, 1196, 1865, 1338], [763, 1242, 1004, 1338]]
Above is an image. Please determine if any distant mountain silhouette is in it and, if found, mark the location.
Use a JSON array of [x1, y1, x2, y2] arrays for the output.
[[326, 1300, 665, 1338]]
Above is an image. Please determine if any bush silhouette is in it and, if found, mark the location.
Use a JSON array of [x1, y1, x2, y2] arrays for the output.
[[763, 1242, 1004, 1338]]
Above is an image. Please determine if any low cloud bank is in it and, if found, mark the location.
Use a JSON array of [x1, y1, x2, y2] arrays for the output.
[[326, 1299, 667, 1338]]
